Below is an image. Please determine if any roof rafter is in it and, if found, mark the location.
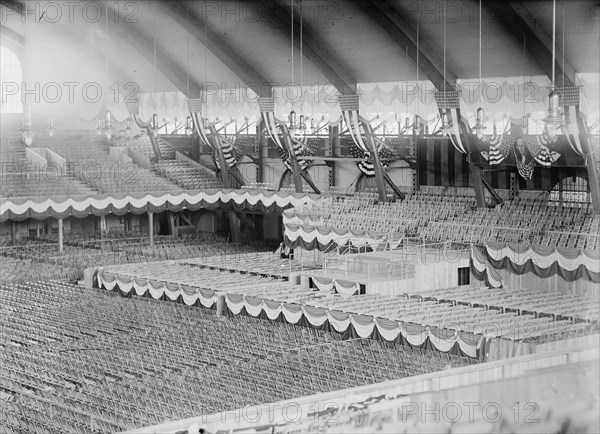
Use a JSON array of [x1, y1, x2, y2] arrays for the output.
[[159, 1, 272, 97], [267, 0, 356, 96], [486, 1, 576, 87], [103, 2, 203, 98], [353, 0, 456, 91]]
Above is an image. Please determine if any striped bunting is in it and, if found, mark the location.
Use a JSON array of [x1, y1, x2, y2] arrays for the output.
[[188, 99, 212, 149], [481, 134, 511, 165], [558, 86, 585, 155], [258, 97, 312, 169], [339, 95, 370, 154], [513, 146, 535, 180], [349, 138, 393, 177], [212, 135, 239, 170], [525, 134, 561, 167], [435, 91, 467, 154]]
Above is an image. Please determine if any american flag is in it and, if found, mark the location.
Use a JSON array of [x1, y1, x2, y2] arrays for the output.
[[524, 134, 561, 167], [212, 135, 242, 170], [349, 138, 393, 177], [434, 91, 467, 154], [481, 134, 512, 165], [513, 145, 536, 180], [258, 97, 315, 170]]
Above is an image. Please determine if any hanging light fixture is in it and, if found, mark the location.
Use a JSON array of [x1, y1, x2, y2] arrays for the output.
[[47, 116, 55, 137], [472, 0, 485, 139], [151, 114, 160, 137], [185, 116, 193, 135], [125, 118, 131, 131], [20, 10, 34, 145], [543, 0, 562, 138], [473, 107, 485, 139], [287, 0, 306, 138], [413, 115, 422, 136], [21, 106, 35, 146], [104, 109, 113, 140]]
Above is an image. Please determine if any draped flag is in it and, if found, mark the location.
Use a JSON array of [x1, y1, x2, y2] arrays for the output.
[[339, 94, 370, 154], [188, 98, 211, 148], [189, 98, 239, 169], [525, 134, 561, 167], [339, 95, 397, 177], [258, 98, 313, 170], [480, 134, 512, 165], [435, 90, 468, 154], [560, 86, 585, 156], [513, 141, 536, 180]]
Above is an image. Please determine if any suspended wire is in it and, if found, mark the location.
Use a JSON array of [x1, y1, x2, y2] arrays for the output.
[[561, 1, 565, 87], [105, 3, 109, 95], [300, 0, 303, 109], [291, 0, 294, 90], [186, 0, 190, 97], [443, 0, 446, 93], [478, 0, 482, 105], [153, 0, 157, 97], [551, 0, 556, 87], [415, 16, 419, 116]]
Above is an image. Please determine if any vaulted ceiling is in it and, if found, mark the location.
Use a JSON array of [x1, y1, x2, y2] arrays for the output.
[[1, 0, 598, 98]]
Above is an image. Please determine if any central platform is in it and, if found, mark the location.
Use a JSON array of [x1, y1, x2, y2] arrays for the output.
[[302, 247, 471, 296]]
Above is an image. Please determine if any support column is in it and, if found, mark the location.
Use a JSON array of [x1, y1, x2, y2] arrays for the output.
[[36, 221, 40, 239], [148, 212, 154, 247], [363, 127, 388, 202], [470, 163, 487, 208], [58, 218, 63, 254], [11, 221, 16, 245], [279, 124, 305, 194], [585, 153, 600, 214]]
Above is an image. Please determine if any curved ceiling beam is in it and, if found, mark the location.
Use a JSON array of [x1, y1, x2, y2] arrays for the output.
[[353, 0, 455, 91], [102, 2, 203, 98], [0, 23, 24, 46], [159, 1, 272, 98], [267, 0, 356, 96], [486, 1, 575, 87]]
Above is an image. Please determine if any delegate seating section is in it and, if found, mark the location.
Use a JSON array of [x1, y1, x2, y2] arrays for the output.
[[181, 251, 314, 276], [117, 133, 223, 190], [114, 133, 175, 159], [0, 140, 96, 198], [153, 160, 222, 190], [0, 281, 464, 433], [47, 141, 179, 194], [102, 260, 292, 291], [288, 188, 600, 249], [417, 285, 600, 323], [303, 292, 594, 343], [0, 171, 97, 198], [0, 234, 264, 284]]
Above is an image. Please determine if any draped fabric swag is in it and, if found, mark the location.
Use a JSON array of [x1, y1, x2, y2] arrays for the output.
[[484, 243, 600, 283], [98, 269, 216, 308], [128, 74, 599, 131], [224, 293, 481, 358], [0, 189, 320, 222]]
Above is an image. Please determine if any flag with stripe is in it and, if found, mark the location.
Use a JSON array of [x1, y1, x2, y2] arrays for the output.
[[525, 134, 561, 167], [188, 99, 212, 149], [559, 87, 585, 156], [513, 142, 535, 180], [435, 91, 468, 154], [339, 95, 370, 154], [349, 138, 393, 177], [258, 97, 314, 170], [480, 134, 511, 165]]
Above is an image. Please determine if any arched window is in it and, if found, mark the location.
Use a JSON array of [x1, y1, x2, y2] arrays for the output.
[[0, 46, 23, 114]]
